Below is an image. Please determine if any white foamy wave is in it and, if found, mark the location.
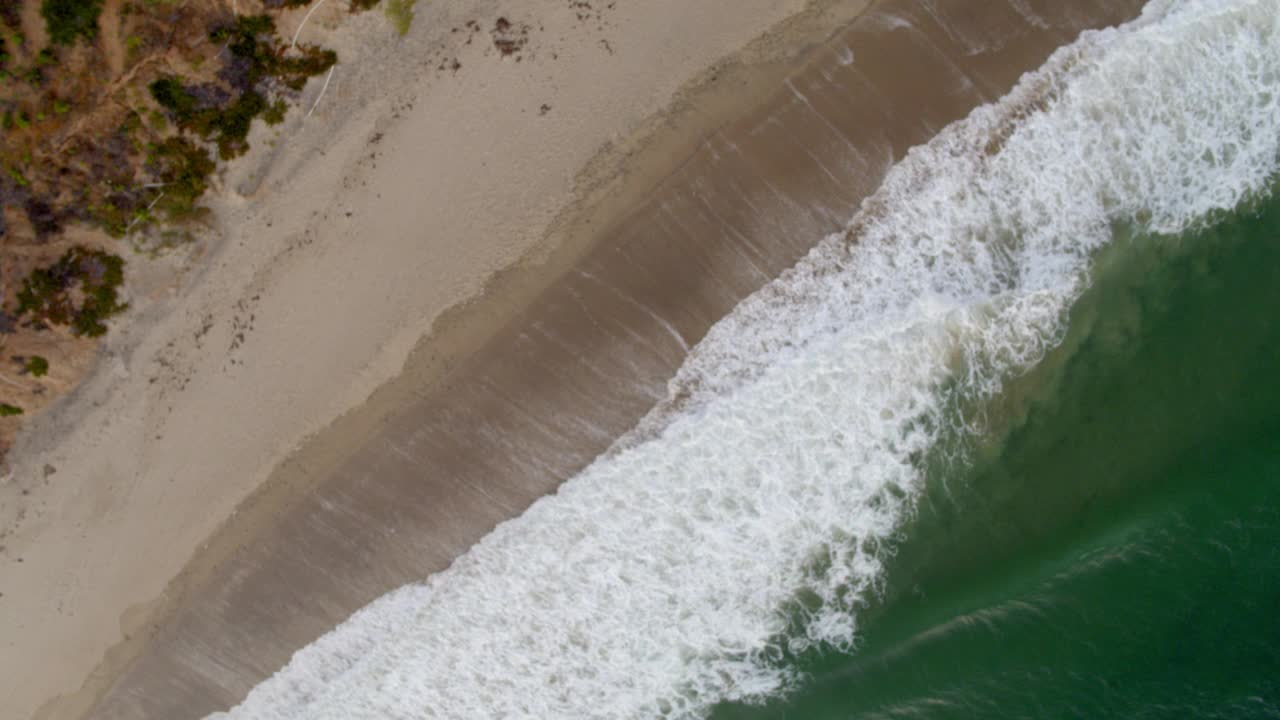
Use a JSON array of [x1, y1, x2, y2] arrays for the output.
[[212, 1, 1280, 718], [638, 0, 1280, 435]]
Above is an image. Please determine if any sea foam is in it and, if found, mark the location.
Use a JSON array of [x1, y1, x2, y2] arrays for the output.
[[212, 1, 1280, 717]]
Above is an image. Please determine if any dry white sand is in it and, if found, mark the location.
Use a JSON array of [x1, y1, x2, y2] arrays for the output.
[[0, 0, 868, 717]]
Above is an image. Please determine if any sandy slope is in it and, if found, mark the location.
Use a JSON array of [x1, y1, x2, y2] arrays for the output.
[[0, 0, 871, 717]]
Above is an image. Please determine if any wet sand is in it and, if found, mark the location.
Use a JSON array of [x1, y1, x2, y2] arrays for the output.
[[25, 0, 1143, 718]]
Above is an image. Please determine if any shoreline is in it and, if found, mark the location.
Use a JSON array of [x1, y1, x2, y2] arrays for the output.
[[7, 1, 878, 718], [1, 0, 1147, 717]]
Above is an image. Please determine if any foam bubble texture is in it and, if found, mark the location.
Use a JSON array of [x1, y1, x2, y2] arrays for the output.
[[212, 2, 1280, 718]]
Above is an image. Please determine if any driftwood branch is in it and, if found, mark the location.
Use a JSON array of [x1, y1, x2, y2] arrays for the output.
[[126, 191, 167, 233], [306, 66, 336, 118], [292, 0, 331, 48]]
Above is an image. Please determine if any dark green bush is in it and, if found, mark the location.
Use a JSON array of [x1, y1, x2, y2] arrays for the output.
[[149, 77, 195, 118], [210, 15, 336, 90], [147, 136, 215, 218], [41, 0, 103, 46], [206, 89, 265, 158], [150, 76, 260, 159], [209, 15, 275, 82], [87, 137, 214, 237], [274, 45, 336, 90], [262, 98, 287, 125], [15, 246, 127, 337], [89, 199, 131, 237], [24, 356, 49, 377], [152, 17, 335, 159], [0, 403, 23, 417]]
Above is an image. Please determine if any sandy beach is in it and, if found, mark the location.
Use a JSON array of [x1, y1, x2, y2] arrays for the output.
[[0, 0, 1144, 718]]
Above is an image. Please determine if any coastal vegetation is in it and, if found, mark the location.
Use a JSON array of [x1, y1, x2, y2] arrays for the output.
[[0, 0, 383, 454], [0, 0, 440, 455], [149, 15, 336, 159], [23, 356, 49, 377], [15, 246, 127, 338], [41, 0, 103, 46]]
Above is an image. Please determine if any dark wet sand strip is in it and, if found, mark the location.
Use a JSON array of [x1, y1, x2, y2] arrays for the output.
[[84, 1, 1144, 717]]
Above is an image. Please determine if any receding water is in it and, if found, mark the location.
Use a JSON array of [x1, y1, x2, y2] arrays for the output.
[[712, 192, 1280, 719]]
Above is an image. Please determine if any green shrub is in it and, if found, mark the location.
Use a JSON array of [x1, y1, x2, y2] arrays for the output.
[[149, 76, 195, 118], [262, 98, 287, 125], [15, 246, 128, 337], [89, 200, 130, 237], [82, 137, 213, 236], [0, 403, 23, 417], [147, 136, 215, 219], [41, 0, 103, 46], [206, 90, 266, 158], [152, 18, 335, 159], [149, 76, 255, 159], [210, 15, 335, 89], [6, 165, 29, 186], [273, 45, 337, 90], [124, 34, 143, 58], [209, 15, 275, 78], [24, 356, 49, 377]]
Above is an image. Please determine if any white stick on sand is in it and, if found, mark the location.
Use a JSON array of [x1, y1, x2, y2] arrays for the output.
[[291, 0, 331, 48], [126, 191, 167, 233], [307, 66, 336, 118]]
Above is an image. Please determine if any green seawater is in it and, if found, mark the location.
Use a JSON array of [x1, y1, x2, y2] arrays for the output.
[[712, 193, 1280, 720]]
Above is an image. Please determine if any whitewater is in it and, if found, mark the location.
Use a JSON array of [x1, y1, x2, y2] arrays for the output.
[[211, 1, 1280, 717]]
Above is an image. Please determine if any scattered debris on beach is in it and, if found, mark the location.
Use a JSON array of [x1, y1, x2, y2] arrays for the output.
[[568, 0, 616, 29], [491, 16, 530, 58]]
